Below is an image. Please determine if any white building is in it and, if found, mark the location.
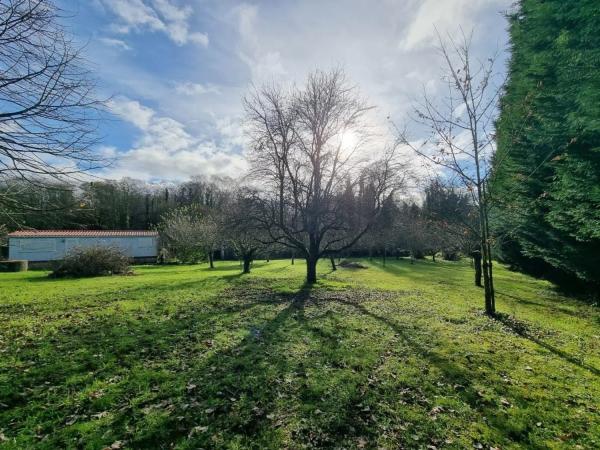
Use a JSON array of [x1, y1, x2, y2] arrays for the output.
[[8, 230, 159, 262]]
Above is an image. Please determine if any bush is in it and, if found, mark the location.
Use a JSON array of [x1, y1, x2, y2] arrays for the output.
[[339, 260, 368, 269], [442, 249, 461, 261], [51, 246, 131, 278]]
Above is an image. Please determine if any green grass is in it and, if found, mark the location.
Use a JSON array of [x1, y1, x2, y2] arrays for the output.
[[0, 258, 599, 449]]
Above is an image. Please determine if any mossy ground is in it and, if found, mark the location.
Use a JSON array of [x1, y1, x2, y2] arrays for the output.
[[0, 258, 598, 449]]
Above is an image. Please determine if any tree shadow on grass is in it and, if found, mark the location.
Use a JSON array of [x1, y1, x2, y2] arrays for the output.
[[172, 285, 597, 448], [124, 282, 320, 447], [496, 290, 589, 319], [2, 282, 413, 448], [3, 280, 597, 449], [493, 312, 600, 377], [327, 295, 479, 395], [369, 259, 471, 284], [322, 293, 587, 448], [1, 282, 300, 446], [3, 274, 246, 319]]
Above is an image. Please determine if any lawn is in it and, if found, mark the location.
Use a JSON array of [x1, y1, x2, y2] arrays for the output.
[[0, 258, 599, 449]]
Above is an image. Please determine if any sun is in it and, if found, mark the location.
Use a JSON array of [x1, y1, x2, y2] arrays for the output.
[[338, 129, 362, 159]]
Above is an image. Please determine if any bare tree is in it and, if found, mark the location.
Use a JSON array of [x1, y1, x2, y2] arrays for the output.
[[397, 31, 503, 315], [422, 178, 479, 262], [223, 190, 265, 274], [362, 195, 399, 265], [0, 223, 7, 257], [158, 205, 220, 267], [0, 0, 104, 214], [396, 202, 428, 263], [245, 69, 403, 283]]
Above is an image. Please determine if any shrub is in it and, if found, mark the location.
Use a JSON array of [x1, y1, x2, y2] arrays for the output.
[[339, 260, 368, 269], [51, 246, 131, 278], [442, 249, 461, 261]]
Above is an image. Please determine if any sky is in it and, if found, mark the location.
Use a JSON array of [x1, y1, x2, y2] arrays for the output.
[[59, 0, 514, 182]]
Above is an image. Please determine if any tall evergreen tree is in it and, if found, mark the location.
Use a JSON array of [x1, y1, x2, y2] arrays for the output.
[[492, 0, 600, 290]]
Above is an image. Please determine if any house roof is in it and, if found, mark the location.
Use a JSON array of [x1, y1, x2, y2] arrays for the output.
[[8, 230, 159, 238]]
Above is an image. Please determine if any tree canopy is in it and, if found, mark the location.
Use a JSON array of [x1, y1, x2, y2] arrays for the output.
[[491, 0, 600, 290]]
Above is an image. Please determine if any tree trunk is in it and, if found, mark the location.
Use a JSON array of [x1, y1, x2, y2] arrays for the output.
[[481, 186, 496, 312], [487, 243, 496, 312], [472, 250, 482, 287], [474, 156, 495, 315], [243, 256, 252, 274], [479, 205, 495, 315], [432, 252, 436, 262], [481, 240, 494, 315], [291, 251, 295, 265], [306, 256, 318, 284], [306, 233, 319, 283], [383, 247, 387, 266], [330, 255, 337, 271], [208, 252, 214, 269]]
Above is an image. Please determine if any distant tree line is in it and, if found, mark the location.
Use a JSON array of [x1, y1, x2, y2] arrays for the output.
[[0, 173, 478, 266], [0, 177, 228, 231], [352, 181, 478, 265]]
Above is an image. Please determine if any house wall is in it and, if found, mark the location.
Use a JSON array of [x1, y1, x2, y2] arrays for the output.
[[8, 236, 158, 262]]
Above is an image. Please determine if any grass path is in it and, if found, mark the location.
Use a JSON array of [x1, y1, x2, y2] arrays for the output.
[[0, 259, 598, 449]]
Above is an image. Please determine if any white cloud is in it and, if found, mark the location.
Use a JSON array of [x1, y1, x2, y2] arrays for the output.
[[99, 37, 132, 51], [232, 4, 287, 82], [97, 146, 119, 159], [103, 0, 163, 31], [105, 97, 247, 181], [108, 97, 155, 129], [188, 32, 209, 47], [399, 0, 508, 51], [100, 0, 209, 47], [175, 82, 220, 96]]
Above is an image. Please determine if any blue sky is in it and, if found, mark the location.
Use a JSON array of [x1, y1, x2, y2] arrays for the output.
[[59, 0, 513, 182]]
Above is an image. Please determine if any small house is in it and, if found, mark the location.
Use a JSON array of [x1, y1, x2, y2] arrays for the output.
[[7, 230, 159, 263]]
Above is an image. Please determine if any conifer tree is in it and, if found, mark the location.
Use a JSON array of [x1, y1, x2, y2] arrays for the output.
[[491, 0, 600, 290]]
